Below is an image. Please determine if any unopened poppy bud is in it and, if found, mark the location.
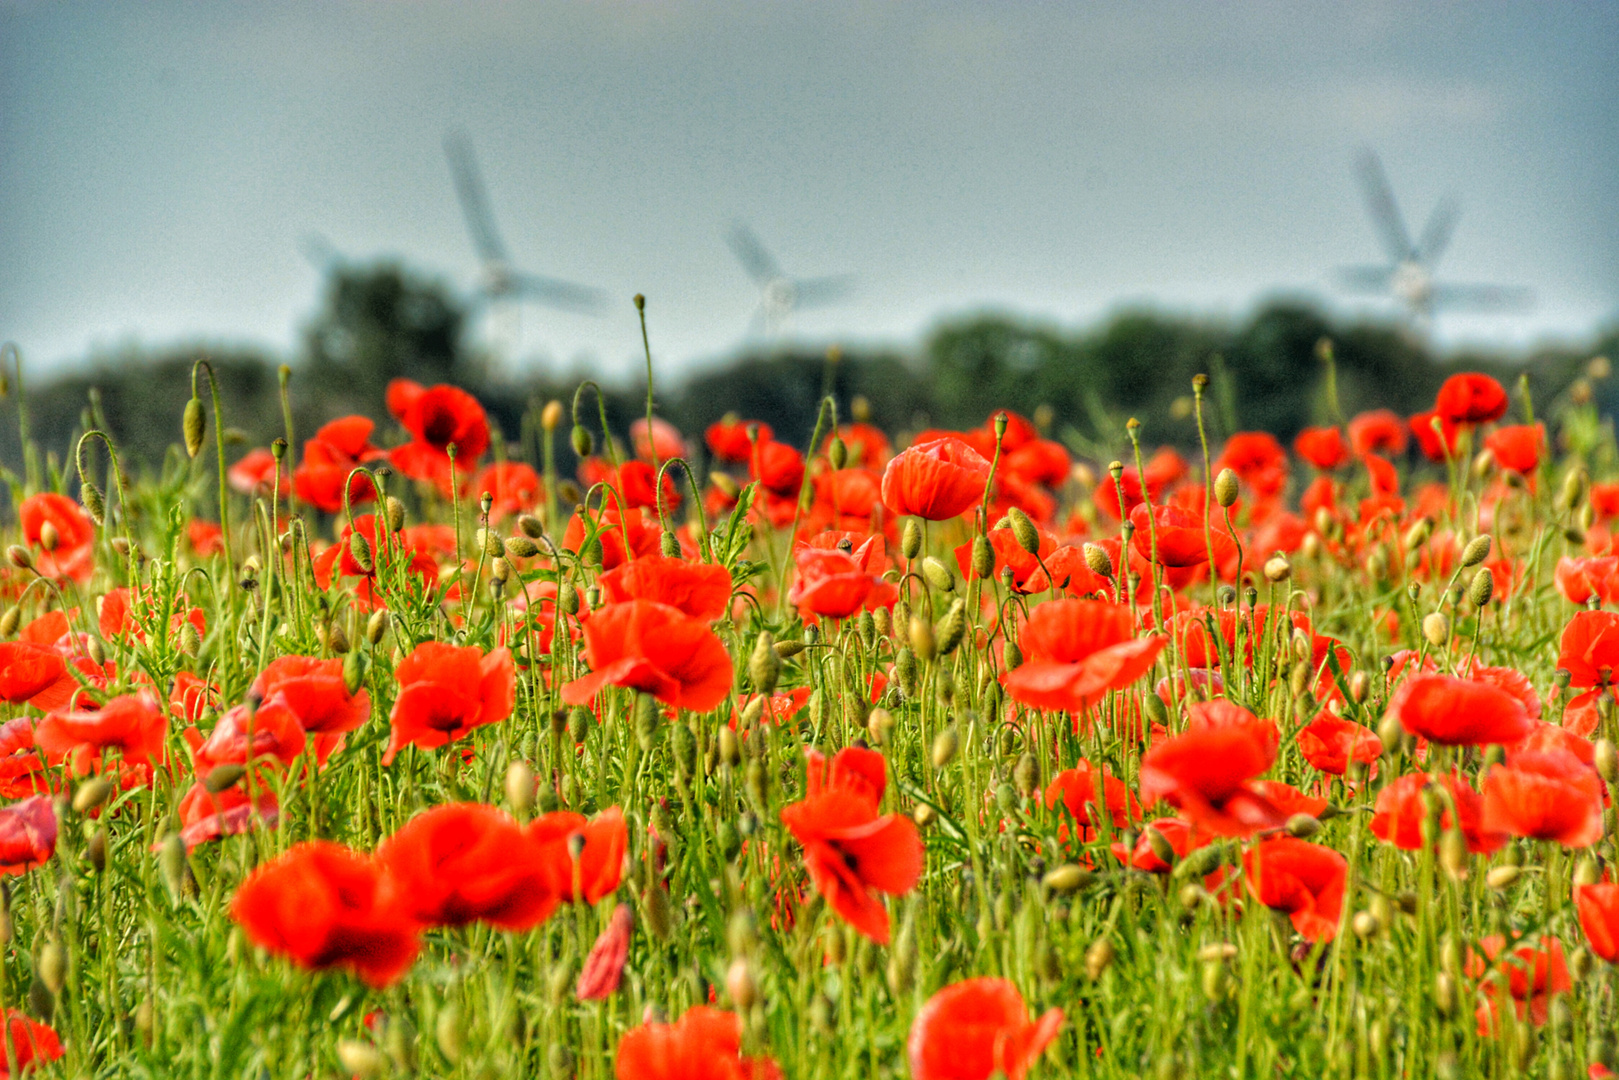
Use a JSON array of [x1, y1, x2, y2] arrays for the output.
[[1003, 640, 1022, 670], [1460, 535, 1492, 568], [1043, 864, 1091, 894], [38, 939, 65, 995], [570, 424, 593, 457], [1422, 612, 1449, 647], [1284, 813, 1320, 839], [347, 530, 373, 574], [6, 546, 32, 571], [567, 705, 592, 744], [1085, 939, 1116, 981], [1574, 855, 1602, 888], [1145, 826, 1177, 866], [508, 515, 543, 545], [1352, 911, 1381, 939], [1594, 739, 1618, 783], [1263, 554, 1291, 583], [1485, 865, 1521, 890], [489, 557, 513, 587], [1466, 567, 1494, 607], [1439, 828, 1468, 881], [1201, 961, 1231, 1002], [325, 618, 351, 655], [337, 1040, 386, 1078], [86, 826, 107, 873], [826, 436, 848, 471], [900, 518, 923, 560], [931, 727, 959, 769], [1376, 712, 1403, 755], [1012, 751, 1040, 796], [909, 616, 936, 663], [1143, 692, 1169, 727], [182, 397, 206, 458], [1006, 508, 1040, 555], [434, 1000, 464, 1064], [895, 646, 918, 695], [178, 621, 201, 657], [859, 707, 891, 747], [1433, 972, 1456, 1017], [1348, 670, 1370, 704], [364, 609, 390, 646], [0, 607, 18, 638], [1213, 468, 1239, 508], [921, 556, 955, 593], [33, 521, 55, 556], [469, 528, 497, 560], [962, 535, 993, 580], [633, 693, 662, 750], [749, 632, 780, 694], [935, 600, 967, 655], [203, 764, 245, 795], [72, 775, 115, 814], [159, 832, 188, 900], [642, 879, 673, 940], [726, 958, 758, 1010]]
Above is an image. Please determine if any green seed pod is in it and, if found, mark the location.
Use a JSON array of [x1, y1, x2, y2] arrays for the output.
[[970, 535, 995, 579], [182, 397, 206, 458], [909, 616, 936, 663], [749, 631, 780, 694], [570, 424, 593, 458], [1003, 640, 1023, 670], [634, 693, 662, 750], [935, 600, 967, 656], [921, 556, 955, 593], [1012, 751, 1040, 796], [1006, 507, 1041, 555], [1460, 534, 1492, 568], [901, 518, 923, 560], [348, 530, 374, 573], [1468, 567, 1495, 607], [1422, 612, 1450, 647], [567, 705, 593, 743], [1213, 468, 1240, 508], [931, 727, 959, 769]]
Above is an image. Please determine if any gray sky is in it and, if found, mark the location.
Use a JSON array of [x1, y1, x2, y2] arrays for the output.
[[2, 1, 1616, 384]]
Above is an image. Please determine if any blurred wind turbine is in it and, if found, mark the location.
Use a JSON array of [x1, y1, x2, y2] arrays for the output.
[[1333, 149, 1533, 325], [726, 222, 856, 337], [443, 129, 608, 349]]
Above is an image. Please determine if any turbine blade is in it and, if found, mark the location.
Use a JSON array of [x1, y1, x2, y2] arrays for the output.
[[727, 222, 783, 285], [1430, 283, 1535, 313], [792, 274, 857, 308], [1416, 195, 1461, 268], [1331, 265, 1395, 295], [1354, 148, 1415, 264], [443, 128, 509, 265], [508, 272, 611, 314]]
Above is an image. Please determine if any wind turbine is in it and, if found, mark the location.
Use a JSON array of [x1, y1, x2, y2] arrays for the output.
[[442, 129, 608, 348], [726, 222, 856, 337], [1333, 149, 1532, 324]]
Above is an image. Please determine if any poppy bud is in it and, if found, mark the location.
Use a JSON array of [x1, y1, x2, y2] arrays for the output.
[[71, 775, 115, 815], [1213, 469, 1239, 508], [931, 727, 959, 769], [365, 609, 390, 646], [1376, 712, 1403, 755], [1284, 813, 1320, 839], [0, 607, 18, 638], [178, 621, 201, 657], [203, 764, 245, 795], [325, 619, 350, 655], [6, 545, 33, 571], [1438, 827, 1468, 881], [182, 396, 206, 458], [633, 693, 661, 750], [348, 531, 373, 574], [1006, 508, 1040, 555], [567, 706, 592, 743], [1422, 612, 1449, 647], [1348, 670, 1369, 704], [337, 1040, 386, 1079], [909, 616, 936, 663], [748, 632, 780, 694], [1145, 826, 1177, 867], [935, 600, 967, 656], [894, 519, 922, 563], [1002, 640, 1023, 671], [642, 879, 673, 940], [1485, 865, 1520, 890], [571, 425, 593, 457], [37, 939, 65, 996], [670, 721, 697, 780], [922, 556, 955, 593], [726, 958, 758, 1011], [504, 760, 535, 817], [159, 832, 188, 901], [1459, 535, 1492, 568], [913, 803, 937, 828], [744, 759, 769, 808], [1085, 939, 1116, 981], [1012, 751, 1040, 797], [81, 483, 106, 526], [435, 1000, 464, 1064], [866, 707, 894, 746], [474, 528, 502, 560], [717, 726, 741, 767], [1039, 863, 1091, 895], [887, 909, 918, 996], [828, 437, 848, 471]]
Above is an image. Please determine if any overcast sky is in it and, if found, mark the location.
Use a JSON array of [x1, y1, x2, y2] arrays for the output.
[[2, 1, 1615, 383]]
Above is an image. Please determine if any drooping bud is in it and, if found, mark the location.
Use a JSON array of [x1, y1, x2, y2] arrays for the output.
[[571, 425, 593, 457], [71, 775, 115, 815], [748, 632, 780, 694], [348, 531, 373, 574], [203, 765, 245, 795], [935, 600, 967, 656], [182, 397, 206, 458], [1012, 752, 1040, 796], [1042, 864, 1091, 894], [901, 519, 923, 560], [1284, 813, 1321, 839], [365, 609, 390, 645], [6, 546, 33, 571], [81, 483, 106, 526]]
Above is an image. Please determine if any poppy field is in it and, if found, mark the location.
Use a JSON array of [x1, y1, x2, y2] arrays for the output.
[[0, 345, 1618, 1079]]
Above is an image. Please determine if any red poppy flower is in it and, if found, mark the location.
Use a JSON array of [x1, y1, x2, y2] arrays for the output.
[[1243, 838, 1346, 942], [1110, 817, 1212, 874], [294, 416, 387, 513], [780, 747, 922, 943], [1093, 466, 1147, 521], [1481, 750, 1604, 847], [1001, 600, 1166, 714], [1467, 935, 1569, 1032], [1128, 502, 1234, 568], [1293, 426, 1350, 470], [471, 461, 543, 519], [581, 457, 681, 512], [98, 587, 206, 647], [175, 775, 278, 850], [1436, 372, 1509, 425], [1484, 423, 1544, 474], [731, 688, 813, 729], [828, 422, 894, 468], [228, 447, 289, 496], [631, 416, 688, 463], [749, 440, 806, 499], [561, 601, 732, 712], [0, 642, 65, 704], [528, 805, 628, 902], [563, 505, 662, 571], [1295, 715, 1381, 776], [230, 841, 421, 988], [1044, 760, 1136, 844], [185, 700, 307, 776], [251, 655, 371, 761], [706, 417, 772, 462], [598, 555, 733, 622], [880, 437, 991, 521], [1138, 723, 1283, 838], [1556, 610, 1619, 689], [1575, 883, 1619, 963], [0, 719, 49, 800], [187, 518, 224, 556], [1408, 409, 1460, 462], [378, 803, 557, 930], [1347, 409, 1407, 457], [35, 691, 167, 777], [615, 1006, 782, 1080], [1555, 557, 1619, 607], [384, 643, 516, 765], [0, 1011, 62, 1074], [1363, 453, 1399, 496], [1215, 432, 1289, 498], [576, 903, 634, 1000], [908, 977, 1063, 1080], [1369, 771, 1505, 854], [312, 514, 438, 596], [387, 378, 491, 494], [0, 796, 56, 876], [787, 547, 894, 620], [1384, 673, 1532, 746], [1002, 439, 1071, 489], [18, 493, 94, 582]]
